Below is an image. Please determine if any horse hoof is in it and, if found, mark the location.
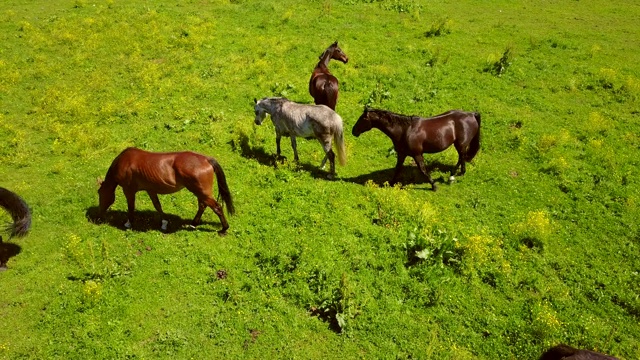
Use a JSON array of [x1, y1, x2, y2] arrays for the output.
[[449, 176, 456, 182], [161, 220, 169, 231], [124, 220, 132, 229], [217, 229, 228, 236], [188, 224, 197, 230], [327, 174, 335, 180]]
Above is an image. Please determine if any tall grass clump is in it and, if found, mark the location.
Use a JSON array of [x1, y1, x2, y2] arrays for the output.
[[485, 45, 515, 76]]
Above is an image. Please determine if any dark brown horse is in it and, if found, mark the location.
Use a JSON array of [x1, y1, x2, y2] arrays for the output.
[[98, 148, 234, 235], [309, 41, 348, 111], [539, 344, 618, 360], [0, 187, 31, 270], [352, 108, 481, 190], [0, 187, 31, 240]]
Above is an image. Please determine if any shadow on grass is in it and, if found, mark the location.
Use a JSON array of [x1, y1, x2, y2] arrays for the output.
[[341, 161, 457, 187], [85, 206, 220, 234], [231, 131, 335, 180], [0, 240, 22, 270], [230, 132, 277, 168]]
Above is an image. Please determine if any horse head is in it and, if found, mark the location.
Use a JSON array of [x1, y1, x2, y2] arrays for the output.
[[352, 107, 373, 137], [331, 41, 349, 64], [97, 180, 115, 217], [254, 100, 268, 125]]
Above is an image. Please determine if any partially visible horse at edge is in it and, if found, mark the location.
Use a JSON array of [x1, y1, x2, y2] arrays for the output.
[[0, 187, 31, 240], [254, 97, 346, 179], [0, 187, 31, 270], [352, 108, 481, 190], [98, 148, 235, 235], [309, 41, 349, 111], [539, 344, 619, 360]]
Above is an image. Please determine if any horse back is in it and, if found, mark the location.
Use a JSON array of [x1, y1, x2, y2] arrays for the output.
[[111, 148, 212, 194], [412, 111, 477, 153]]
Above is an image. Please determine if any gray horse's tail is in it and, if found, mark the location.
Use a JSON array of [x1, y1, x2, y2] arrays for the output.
[[0, 187, 31, 239], [207, 158, 235, 216], [333, 117, 346, 166]]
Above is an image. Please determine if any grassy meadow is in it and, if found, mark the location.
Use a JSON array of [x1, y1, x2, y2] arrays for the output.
[[1, 0, 639, 358]]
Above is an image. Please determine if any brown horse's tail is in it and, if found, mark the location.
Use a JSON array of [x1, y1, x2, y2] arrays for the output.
[[333, 116, 347, 166], [465, 112, 481, 162], [208, 159, 235, 216], [0, 187, 31, 239]]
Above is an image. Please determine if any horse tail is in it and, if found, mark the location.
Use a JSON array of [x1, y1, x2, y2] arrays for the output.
[[0, 187, 31, 239], [333, 115, 347, 166], [465, 112, 481, 162], [207, 158, 235, 216]]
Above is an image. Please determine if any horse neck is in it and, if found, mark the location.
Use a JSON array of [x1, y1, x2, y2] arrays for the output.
[[372, 113, 405, 142], [316, 49, 333, 70]]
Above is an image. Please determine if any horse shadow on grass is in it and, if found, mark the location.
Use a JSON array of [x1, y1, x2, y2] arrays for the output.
[[0, 239, 22, 271], [230, 131, 336, 180], [85, 206, 219, 234], [341, 161, 457, 188], [230, 132, 277, 168]]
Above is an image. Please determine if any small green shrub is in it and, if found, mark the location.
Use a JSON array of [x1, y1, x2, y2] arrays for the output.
[[424, 18, 452, 38], [485, 45, 515, 76]]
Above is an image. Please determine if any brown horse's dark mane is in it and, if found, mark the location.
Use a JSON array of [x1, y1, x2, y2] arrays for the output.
[[368, 108, 421, 127]]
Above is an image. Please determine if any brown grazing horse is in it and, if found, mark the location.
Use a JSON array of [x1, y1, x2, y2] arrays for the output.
[[98, 148, 234, 235], [539, 344, 618, 360], [352, 108, 481, 190], [308, 41, 348, 111]]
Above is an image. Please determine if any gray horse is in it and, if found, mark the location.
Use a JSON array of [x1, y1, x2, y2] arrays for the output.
[[253, 97, 346, 178]]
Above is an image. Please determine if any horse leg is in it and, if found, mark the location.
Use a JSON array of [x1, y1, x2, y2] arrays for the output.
[[123, 189, 136, 229], [390, 154, 407, 186], [290, 136, 299, 162], [190, 200, 207, 228], [148, 192, 168, 231], [321, 139, 336, 179], [451, 144, 467, 181], [202, 196, 229, 235], [276, 134, 282, 158], [414, 154, 437, 191]]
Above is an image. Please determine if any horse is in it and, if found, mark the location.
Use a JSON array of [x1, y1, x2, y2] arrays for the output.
[[352, 108, 481, 190], [98, 147, 235, 235], [309, 41, 348, 111], [0, 187, 31, 270], [0, 187, 31, 240], [253, 97, 346, 179], [539, 344, 618, 360]]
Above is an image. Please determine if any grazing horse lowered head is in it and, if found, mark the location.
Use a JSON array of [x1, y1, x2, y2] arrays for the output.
[[0, 187, 31, 270], [0, 187, 31, 240], [352, 107, 481, 190], [253, 97, 346, 179], [98, 147, 235, 235], [539, 344, 619, 360], [309, 41, 349, 111]]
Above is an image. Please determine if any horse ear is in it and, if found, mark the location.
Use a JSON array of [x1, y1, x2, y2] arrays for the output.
[[254, 98, 258, 104], [333, 40, 338, 46]]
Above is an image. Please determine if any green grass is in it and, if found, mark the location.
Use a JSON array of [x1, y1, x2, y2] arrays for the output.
[[1, 0, 639, 358]]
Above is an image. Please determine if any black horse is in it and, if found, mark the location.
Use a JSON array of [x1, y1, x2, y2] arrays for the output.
[[352, 108, 481, 190], [0, 187, 31, 239], [0, 187, 31, 269], [539, 344, 618, 360]]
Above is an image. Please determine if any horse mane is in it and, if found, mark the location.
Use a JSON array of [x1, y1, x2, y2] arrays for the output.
[[368, 108, 419, 127]]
